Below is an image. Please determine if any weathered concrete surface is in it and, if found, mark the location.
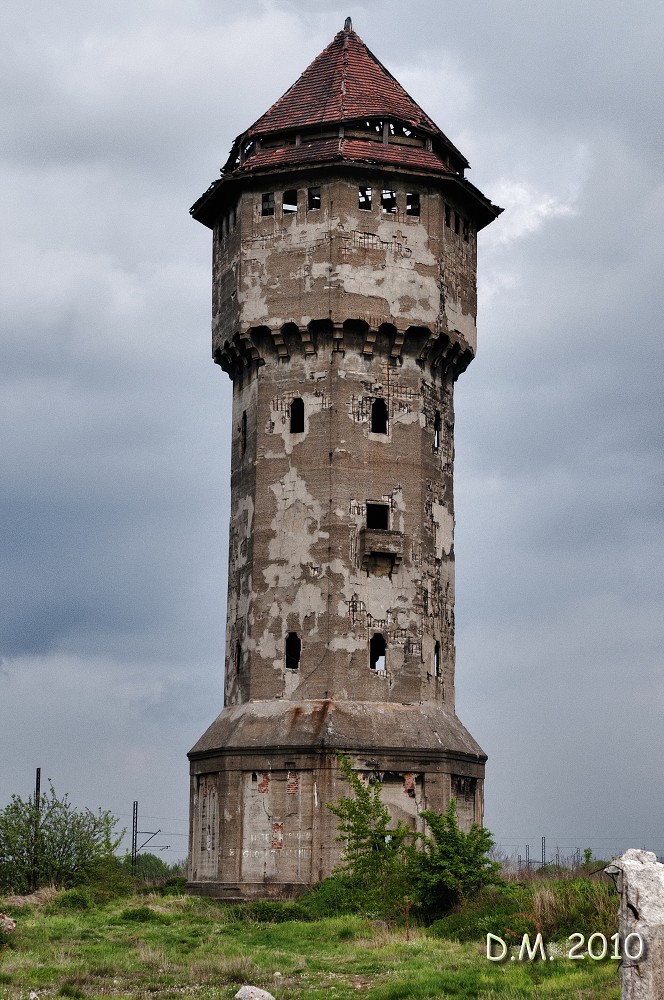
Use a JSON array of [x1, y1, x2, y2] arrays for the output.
[[187, 22, 501, 899], [606, 850, 664, 1000]]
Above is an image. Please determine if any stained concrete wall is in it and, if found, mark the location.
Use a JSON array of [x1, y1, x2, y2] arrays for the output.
[[189, 749, 485, 896], [188, 165, 487, 899]]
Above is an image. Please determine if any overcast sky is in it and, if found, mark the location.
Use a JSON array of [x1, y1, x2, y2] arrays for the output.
[[2, 0, 663, 866]]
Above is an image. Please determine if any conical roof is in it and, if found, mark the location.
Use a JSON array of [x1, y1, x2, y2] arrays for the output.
[[192, 20, 502, 230], [245, 19, 451, 148]]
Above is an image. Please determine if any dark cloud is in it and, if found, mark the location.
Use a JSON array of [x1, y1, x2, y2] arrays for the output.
[[1, 0, 662, 861]]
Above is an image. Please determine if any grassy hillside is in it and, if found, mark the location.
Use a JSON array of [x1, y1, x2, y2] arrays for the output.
[[0, 884, 620, 999]]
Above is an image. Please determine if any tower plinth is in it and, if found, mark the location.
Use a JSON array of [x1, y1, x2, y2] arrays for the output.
[[187, 22, 502, 898]]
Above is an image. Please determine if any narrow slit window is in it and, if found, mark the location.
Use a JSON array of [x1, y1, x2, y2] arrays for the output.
[[381, 189, 397, 214], [454, 211, 461, 235], [261, 192, 275, 216], [444, 204, 451, 228], [235, 640, 242, 674], [463, 218, 470, 242], [241, 410, 247, 454], [370, 632, 386, 672], [434, 641, 441, 677], [433, 410, 441, 450], [358, 186, 372, 210], [406, 191, 420, 217], [283, 189, 298, 214], [308, 186, 321, 210], [289, 397, 304, 433], [371, 398, 388, 434], [366, 502, 389, 530], [285, 632, 301, 670]]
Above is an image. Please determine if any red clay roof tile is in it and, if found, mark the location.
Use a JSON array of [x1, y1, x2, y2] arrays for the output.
[[237, 137, 455, 177], [243, 25, 458, 153]]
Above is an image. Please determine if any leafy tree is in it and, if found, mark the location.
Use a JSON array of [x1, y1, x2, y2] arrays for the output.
[[0, 782, 123, 894], [409, 797, 502, 920], [327, 753, 413, 914], [121, 851, 172, 882]]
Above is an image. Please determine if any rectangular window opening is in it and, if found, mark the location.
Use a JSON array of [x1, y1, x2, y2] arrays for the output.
[[283, 189, 298, 214], [308, 186, 321, 210], [433, 409, 441, 450], [381, 189, 397, 214], [358, 186, 372, 210], [371, 398, 388, 434], [285, 632, 301, 670], [454, 211, 460, 235], [366, 502, 389, 530], [370, 632, 387, 672], [463, 218, 470, 242], [261, 192, 275, 216], [444, 204, 451, 228], [406, 192, 420, 217], [289, 397, 304, 434]]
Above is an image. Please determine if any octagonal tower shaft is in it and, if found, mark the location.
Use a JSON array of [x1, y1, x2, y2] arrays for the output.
[[188, 21, 501, 899]]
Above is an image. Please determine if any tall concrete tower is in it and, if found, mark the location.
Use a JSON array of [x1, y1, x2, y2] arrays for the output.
[[187, 20, 501, 899]]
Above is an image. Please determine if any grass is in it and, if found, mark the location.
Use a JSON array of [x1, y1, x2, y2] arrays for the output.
[[0, 885, 621, 1000]]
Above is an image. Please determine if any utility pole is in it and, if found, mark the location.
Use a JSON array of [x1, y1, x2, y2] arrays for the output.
[[31, 767, 41, 892], [131, 801, 138, 876], [130, 801, 167, 878]]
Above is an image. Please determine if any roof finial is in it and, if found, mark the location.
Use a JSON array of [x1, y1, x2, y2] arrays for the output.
[[344, 16, 352, 32]]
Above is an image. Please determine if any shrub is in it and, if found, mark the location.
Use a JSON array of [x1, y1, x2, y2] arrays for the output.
[[0, 783, 123, 894], [409, 799, 502, 921], [299, 873, 366, 918], [54, 889, 91, 911], [121, 852, 173, 883], [327, 753, 413, 917]]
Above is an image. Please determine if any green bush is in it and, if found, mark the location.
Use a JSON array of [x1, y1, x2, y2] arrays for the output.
[[409, 798, 502, 921], [427, 877, 618, 943], [531, 878, 617, 939], [121, 852, 174, 883], [0, 783, 123, 894], [54, 888, 91, 911], [299, 873, 366, 918], [428, 884, 532, 942], [140, 875, 187, 897], [327, 753, 413, 918]]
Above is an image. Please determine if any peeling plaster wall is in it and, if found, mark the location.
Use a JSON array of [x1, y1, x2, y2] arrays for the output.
[[212, 175, 477, 360], [189, 164, 486, 898], [226, 345, 457, 706]]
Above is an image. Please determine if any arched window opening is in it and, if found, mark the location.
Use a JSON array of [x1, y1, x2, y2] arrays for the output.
[[433, 410, 441, 450], [371, 398, 388, 434], [241, 410, 247, 454], [285, 632, 301, 670], [289, 397, 304, 434], [434, 641, 441, 677], [370, 633, 386, 672]]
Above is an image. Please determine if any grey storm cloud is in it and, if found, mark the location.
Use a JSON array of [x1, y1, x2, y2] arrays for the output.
[[1, 0, 662, 859]]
